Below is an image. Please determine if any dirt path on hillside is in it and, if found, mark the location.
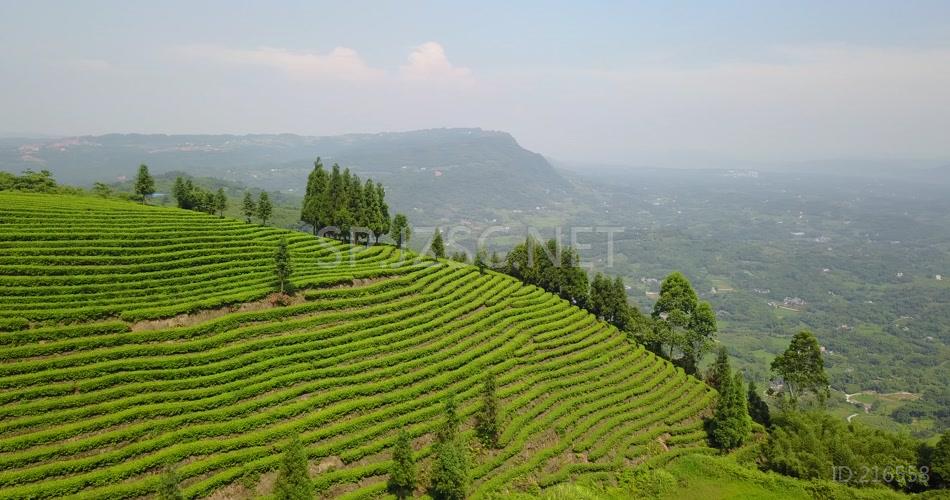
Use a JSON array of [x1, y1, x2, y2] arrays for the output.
[[130, 277, 394, 331]]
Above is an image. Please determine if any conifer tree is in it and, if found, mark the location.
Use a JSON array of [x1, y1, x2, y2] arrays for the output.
[[376, 182, 391, 242], [388, 430, 416, 498], [474, 247, 488, 274], [932, 431, 950, 488], [274, 435, 313, 500], [92, 182, 112, 198], [363, 179, 381, 244], [431, 228, 446, 258], [316, 166, 334, 236], [589, 273, 609, 319], [327, 164, 344, 236], [274, 238, 293, 294], [242, 191, 256, 223], [475, 375, 500, 447], [301, 158, 327, 234], [705, 347, 731, 391], [214, 188, 227, 217], [431, 396, 468, 500], [338, 168, 354, 240], [489, 251, 502, 269], [158, 467, 184, 500], [747, 379, 771, 427], [348, 173, 365, 236], [709, 358, 752, 450], [257, 192, 273, 226], [439, 395, 460, 442], [173, 176, 188, 209], [390, 214, 410, 248], [609, 276, 630, 330], [135, 164, 155, 204]]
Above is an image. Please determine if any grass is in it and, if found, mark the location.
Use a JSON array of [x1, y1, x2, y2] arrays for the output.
[[507, 452, 910, 500], [0, 192, 714, 498]]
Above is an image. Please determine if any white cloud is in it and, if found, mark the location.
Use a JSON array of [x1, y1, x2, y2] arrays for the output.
[[399, 42, 472, 83], [176, 42, 472, 86], [177, 45, 384, 82]]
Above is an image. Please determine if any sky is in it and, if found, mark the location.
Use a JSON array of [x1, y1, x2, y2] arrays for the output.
[[1, 1, 949, 164]]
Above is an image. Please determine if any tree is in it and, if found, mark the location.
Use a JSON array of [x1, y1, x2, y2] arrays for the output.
[[687, 301, 717, 372], [559, 248, 591, 310], [214, 188, 227, 217], [242, 192, 256, 223], [375, 182, 391, 242], [326, 164, 345, 236], [474, 247, 488, 274], [475, 375, 500, 448], [450, 251, 467, 263], [274, 238, 293, 294], [172, 176, 218, 214], [257, 192, 273, 226], [504, 237, 589, 309], [931, 431, 950, 488], [770, 330, 830, 408], [388, 430, 416, 498], [766, 411, 924, 489], [390, 214, 410, 248], [362, 179, 381, 244], [709, 359, 752, 450], [431, 396, 468, 500], [92, 182, 112, 198], [134, 164, 155, 204], [589, 273, 610, 319], [158, 466, 184, 500], [274, 435, 313, 500], [439, 396, 461, 442], [347, 172, 366, 243], [173, 177, 190, 209], [489, 251, 503, 270], [705, 347, 731, 391], [747, 379, 771, 427], [431, 228, 446, 258], [6, 169, 57, 192], [196, 189, 215, 214], [301, 158, 328, 234], [651, 272, 717, 374], [589, 273, 630, 331]]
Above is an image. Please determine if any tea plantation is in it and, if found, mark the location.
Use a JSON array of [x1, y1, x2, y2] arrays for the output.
[[0, 193, 714, 498]]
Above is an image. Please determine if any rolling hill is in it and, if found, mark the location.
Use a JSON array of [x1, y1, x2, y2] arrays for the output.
[[0, 129, 574, 221], [0, 193, 714, 498]]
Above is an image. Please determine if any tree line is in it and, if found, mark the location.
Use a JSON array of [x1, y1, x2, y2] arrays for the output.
[[299, 158, 410, 247], [480, 235, 949, 493], [172, 176, 227, 216], [490, 236, 715, 377], [706, 328, 950, 493], [0, 169, 63, 193]]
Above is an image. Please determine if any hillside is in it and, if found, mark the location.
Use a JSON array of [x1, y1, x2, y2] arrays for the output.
[[0, 193, 714, 498], [0, 129, 573, 220]]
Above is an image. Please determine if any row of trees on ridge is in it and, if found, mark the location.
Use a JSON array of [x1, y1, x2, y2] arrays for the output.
[[299, 158, 411, 247], [172, 176, 227, 216]]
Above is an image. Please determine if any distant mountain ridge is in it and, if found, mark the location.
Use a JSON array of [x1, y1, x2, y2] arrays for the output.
[[0, 128, 572, 221]]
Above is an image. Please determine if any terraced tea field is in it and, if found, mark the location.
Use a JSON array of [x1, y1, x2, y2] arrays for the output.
[[0, 193, 714, 498]]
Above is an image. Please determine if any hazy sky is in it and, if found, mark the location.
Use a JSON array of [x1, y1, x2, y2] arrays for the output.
[[2, 1, 949, 163]]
